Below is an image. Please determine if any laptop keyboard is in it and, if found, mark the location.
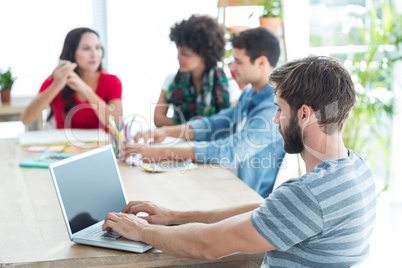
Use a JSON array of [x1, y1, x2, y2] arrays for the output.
[[87, 228, 122, 240]]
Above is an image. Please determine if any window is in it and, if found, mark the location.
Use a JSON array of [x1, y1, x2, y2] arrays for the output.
[[0, 0, 94, 97], [309, 0, 402, 197]]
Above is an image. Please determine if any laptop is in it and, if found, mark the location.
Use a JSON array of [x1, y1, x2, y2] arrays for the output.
[[49, 146, 152, 253]]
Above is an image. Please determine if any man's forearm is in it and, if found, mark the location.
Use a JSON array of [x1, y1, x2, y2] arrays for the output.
[[170, 203, 262, 225], [162, 124, 195, 140], [139, 210, 269, 260], [154, 147, 195, 162], [140, 222, 213, 259]]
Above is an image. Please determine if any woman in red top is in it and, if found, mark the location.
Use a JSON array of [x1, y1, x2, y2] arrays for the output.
[[21, 27, 122, 130]]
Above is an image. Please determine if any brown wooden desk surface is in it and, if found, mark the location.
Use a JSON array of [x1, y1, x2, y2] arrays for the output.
[[0, 138, 264, 267], [0, 96, 31, 114], [0, 96, 43, 130]]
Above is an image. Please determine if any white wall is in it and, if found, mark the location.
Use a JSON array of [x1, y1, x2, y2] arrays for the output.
[[107, 0, 218, 130], [283, 0, 309, 60], [0, 0, 93, 97]]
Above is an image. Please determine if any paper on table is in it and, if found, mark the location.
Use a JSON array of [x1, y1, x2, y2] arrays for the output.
[[27, 146, 48, 152], [18, 129, 108, 146], [125, 136, 193, 167], [44, 145, 65, 153], [136, 136, 193, 148], [125, 137, 197, 172], [141, 160, 197, 173]]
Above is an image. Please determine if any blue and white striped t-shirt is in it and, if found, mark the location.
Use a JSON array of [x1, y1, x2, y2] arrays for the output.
[[251, 150, 376, 268]]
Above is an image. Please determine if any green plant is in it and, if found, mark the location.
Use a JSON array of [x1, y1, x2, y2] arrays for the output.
[[0, 68, 17, 90], [247, 0, 282, 20], [342, 0, 402, 193], [259, 0, 281, 18]]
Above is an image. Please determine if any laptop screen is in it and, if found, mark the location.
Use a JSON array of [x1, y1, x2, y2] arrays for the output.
[[50, 147, 127, 234]]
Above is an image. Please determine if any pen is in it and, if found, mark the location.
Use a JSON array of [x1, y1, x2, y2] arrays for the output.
[[108, 115, 118, 134], [119, 122, 124, 143], [120, 130, 126, 143], [128, 115, 136, 140], [124, 124, 129, 142], [108, 123, 116, 136]]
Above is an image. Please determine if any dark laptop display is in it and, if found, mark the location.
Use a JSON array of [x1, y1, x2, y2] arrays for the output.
[[51, 148, 126, 234], [49, 147, 152, 253]]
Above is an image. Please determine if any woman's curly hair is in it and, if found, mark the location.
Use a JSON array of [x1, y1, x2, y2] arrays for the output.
[[169, 15, 225, 70]]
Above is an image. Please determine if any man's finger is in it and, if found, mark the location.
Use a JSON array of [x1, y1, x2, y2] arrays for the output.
[[127, 203, 154, 215], [122, 201, 149, 213], [134, 132, 143, 143], [102, 219, 116, 231]]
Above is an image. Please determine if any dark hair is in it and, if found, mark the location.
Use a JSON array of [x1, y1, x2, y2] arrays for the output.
[[169, 15, 225, 70], [231, 27, 280, 67], [269, 56, 356, 135], [48, 27, 103, 120]]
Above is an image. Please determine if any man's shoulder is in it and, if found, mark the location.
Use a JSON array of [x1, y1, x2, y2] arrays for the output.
[[312, 150, 370, 176], [238, 85, 253, 98], [299, 150, 374, 199], [239, 87, 275, 106]]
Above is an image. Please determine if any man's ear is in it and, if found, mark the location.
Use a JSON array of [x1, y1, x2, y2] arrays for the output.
[[256, 55, 270, 68], [300, 105, 315, 125]]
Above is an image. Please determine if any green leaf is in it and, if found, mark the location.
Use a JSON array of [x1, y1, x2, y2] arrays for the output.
[[0, 68, 17, 90], [382, 0, 392, 33]]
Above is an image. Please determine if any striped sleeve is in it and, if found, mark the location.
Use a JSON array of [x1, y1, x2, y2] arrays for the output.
[[250, 181, 324, 251]]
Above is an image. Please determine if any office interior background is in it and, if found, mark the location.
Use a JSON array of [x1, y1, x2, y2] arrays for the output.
[[0, 0, 401, 266]]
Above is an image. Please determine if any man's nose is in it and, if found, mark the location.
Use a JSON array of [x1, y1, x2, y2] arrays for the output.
[[273, 113, 280, 124]]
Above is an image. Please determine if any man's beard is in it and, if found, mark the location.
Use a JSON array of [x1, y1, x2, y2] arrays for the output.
[[279, 112, 304, 154]]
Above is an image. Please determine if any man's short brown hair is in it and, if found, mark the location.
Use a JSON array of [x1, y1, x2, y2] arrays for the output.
[[231, 27, 280, 67], [269, 56, 356, 134]]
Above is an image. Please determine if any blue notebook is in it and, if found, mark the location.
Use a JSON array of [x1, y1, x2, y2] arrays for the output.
[[19, 152, 75, 168]]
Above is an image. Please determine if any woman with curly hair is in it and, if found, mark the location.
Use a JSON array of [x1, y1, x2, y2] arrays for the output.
[[21, 27, 123, 131], [154, 15, 239, 127]]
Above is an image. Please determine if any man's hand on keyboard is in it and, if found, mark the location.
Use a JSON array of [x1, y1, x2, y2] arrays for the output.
[[102, 213, 147, 242], [102, 230, 122, 240], [121, 201, 175, 225]]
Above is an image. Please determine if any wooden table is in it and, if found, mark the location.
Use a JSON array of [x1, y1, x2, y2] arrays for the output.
[[0, 96, 43, 131], [0, 138, 264, 267]]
